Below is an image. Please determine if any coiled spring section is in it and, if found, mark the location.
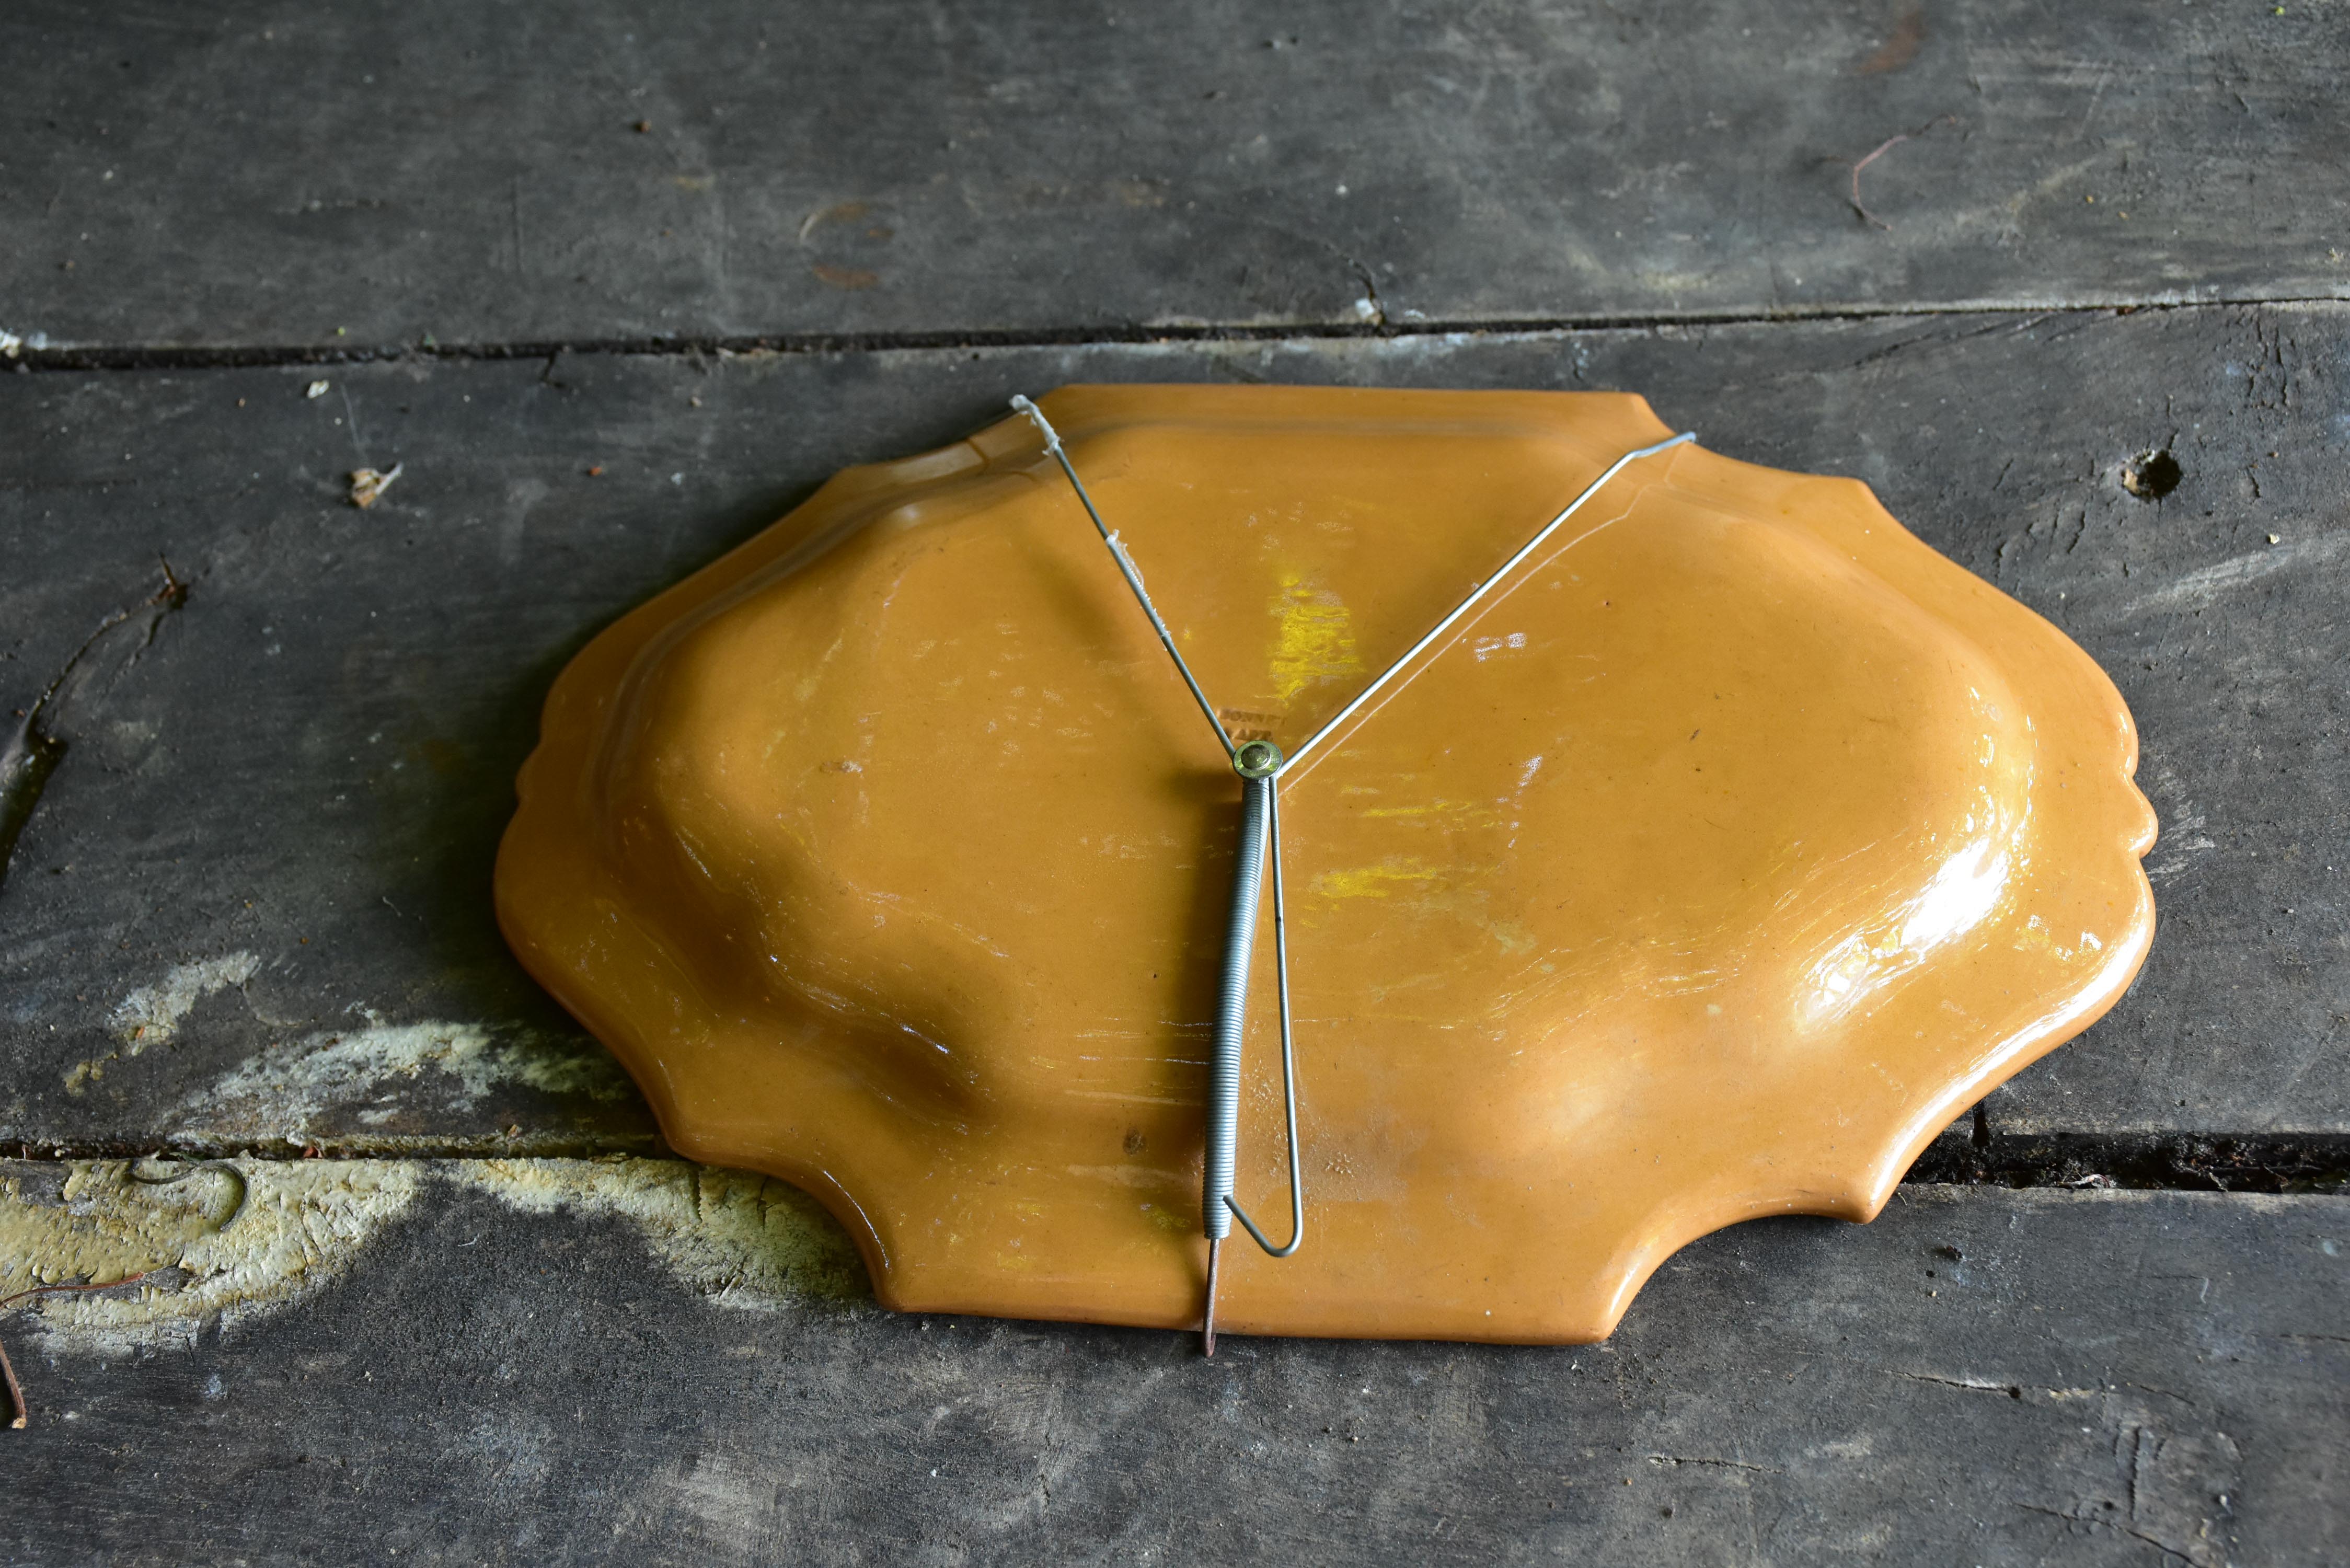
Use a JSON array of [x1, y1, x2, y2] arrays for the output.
[[1206, 743, 1304, 1260]]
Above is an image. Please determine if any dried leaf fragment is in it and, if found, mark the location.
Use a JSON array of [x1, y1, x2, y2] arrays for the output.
[[348, 462, 404, 509]]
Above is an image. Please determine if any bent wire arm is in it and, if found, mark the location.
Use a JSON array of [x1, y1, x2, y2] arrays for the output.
[[1010, 396, 1236, 760], [1277, 430, 1697, 778]]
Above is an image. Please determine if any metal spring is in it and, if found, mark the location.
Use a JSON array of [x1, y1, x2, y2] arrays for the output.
[[1205, 753, 1304, 1257], [1203, 773, 1264, 1240]]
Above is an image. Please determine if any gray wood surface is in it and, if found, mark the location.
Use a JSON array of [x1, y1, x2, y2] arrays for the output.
[[6, 307, 2345, 1152], [4, 1166, 2343, 1566], [4, 0, 2345, 351], [5, 5, 2346, 1558]]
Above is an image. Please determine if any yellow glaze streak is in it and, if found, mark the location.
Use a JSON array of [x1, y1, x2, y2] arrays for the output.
[[1309, 862, 1444, 901], [495, 386, 2157, 1344], [1267, 570, 1364, 703]]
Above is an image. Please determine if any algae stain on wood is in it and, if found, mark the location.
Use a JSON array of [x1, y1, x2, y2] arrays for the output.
[[0, 1159, 422, 1356], [65, 951, 263, 1093], [110, 952, 262, 1046], [67, 955, 639, 1134], [1, 1158, 867, 1359], [467, 1160, 868, 1307], [177, 1016, 635, 1135]]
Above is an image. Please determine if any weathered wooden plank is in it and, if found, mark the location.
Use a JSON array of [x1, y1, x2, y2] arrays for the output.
[[2, 305, 2343, 1152], [4, 0, 2345, 351], [2, 1163, 2341, 1565]]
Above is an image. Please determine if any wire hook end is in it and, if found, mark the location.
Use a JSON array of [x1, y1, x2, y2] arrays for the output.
[[1008, 394, 1063, 454]]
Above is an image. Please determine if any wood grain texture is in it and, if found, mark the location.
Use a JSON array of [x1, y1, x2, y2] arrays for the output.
[[3, 1167, 2343, 1566], [3, 0, 2345, 351], [4, 306, 2344, 1151], [6, 7, 2340, 1558], [0, 303, 2341, 1151]]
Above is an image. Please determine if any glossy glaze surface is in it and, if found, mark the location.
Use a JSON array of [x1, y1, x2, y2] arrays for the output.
[[496, 386, 2157, 1342]]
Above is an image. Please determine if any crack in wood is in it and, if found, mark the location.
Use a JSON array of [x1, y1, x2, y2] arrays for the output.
[[1909, 1131, 2350, 1194], [0, 562, 189, 895], [2015, 1500, 2207, 1566]]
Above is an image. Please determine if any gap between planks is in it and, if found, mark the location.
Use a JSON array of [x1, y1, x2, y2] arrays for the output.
[[10, 294, 2350, 375], [6, 1136, 2347, 1195]]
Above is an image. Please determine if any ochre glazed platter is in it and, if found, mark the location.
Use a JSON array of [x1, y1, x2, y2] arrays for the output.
[[494, 385, 2157, 1343]]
